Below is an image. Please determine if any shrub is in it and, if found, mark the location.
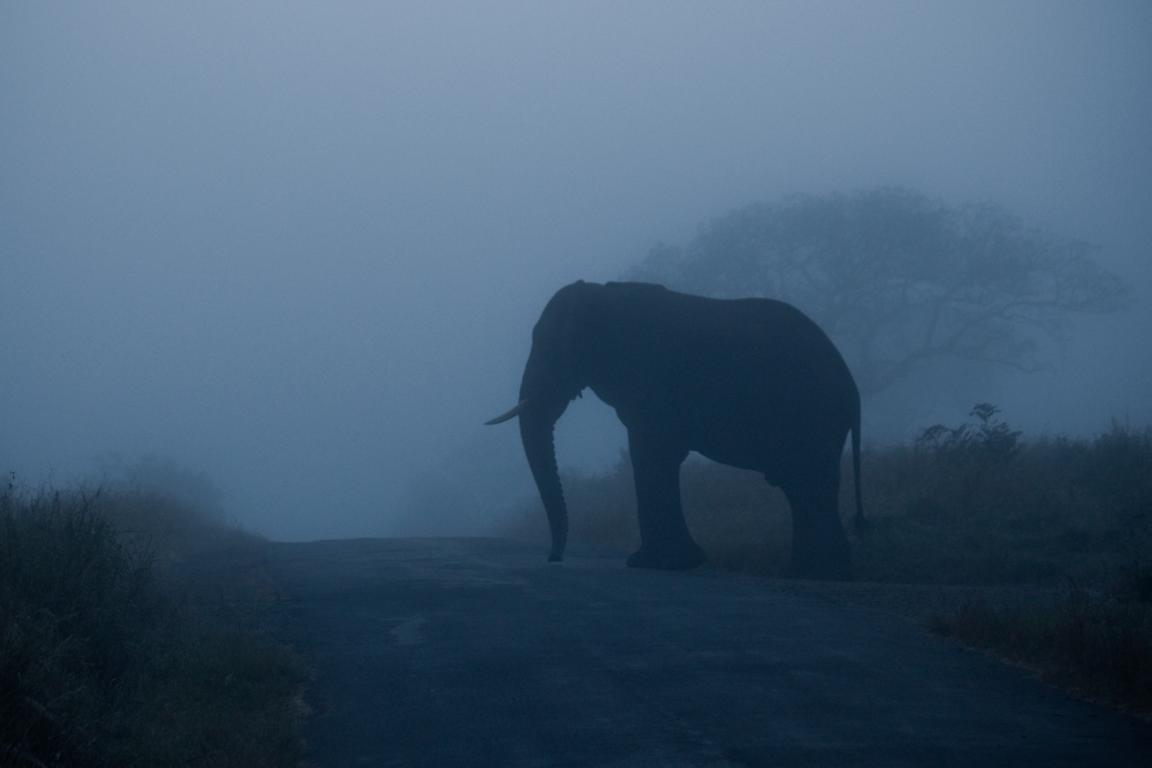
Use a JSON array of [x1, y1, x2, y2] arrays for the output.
[[0, 484, 307, 768]]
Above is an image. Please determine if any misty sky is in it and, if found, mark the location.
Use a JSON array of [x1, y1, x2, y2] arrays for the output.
[[3, 2, 1150, 540]]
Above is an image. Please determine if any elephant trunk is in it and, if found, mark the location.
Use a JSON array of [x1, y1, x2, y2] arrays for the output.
[[520, 410, 567, 562]]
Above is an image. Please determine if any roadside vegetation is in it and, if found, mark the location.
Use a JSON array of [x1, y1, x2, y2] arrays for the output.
[[504, 406, 1152, 713], [0, 474, 307, 768]]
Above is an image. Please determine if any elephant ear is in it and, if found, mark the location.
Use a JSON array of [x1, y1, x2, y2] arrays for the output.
[[521, 280, 593, 406], [555, 281, 587, 380], [558, 280, 601, 399]]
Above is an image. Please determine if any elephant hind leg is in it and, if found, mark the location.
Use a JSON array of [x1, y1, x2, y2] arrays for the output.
[[626, 430, 704, 570], [782, 464, 852, 580]]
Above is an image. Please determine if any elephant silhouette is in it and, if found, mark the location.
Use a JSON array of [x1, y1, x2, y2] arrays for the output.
[[488, 281, 865, 580]]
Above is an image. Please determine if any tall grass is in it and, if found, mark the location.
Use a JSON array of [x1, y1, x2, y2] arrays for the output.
[[0, 484, 307, 768], [929, 586, 1152, 712], [507, 411, 1152, 586]]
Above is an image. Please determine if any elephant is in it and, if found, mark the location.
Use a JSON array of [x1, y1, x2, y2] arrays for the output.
[[486, 281, 866, 580]]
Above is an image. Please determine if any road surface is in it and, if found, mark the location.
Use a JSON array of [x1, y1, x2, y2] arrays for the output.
[[267, 538, 1151, 767]]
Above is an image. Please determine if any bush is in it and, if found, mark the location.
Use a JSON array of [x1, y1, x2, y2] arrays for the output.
[[0, 485, 307, 768], [858, 417, 1151, 586]]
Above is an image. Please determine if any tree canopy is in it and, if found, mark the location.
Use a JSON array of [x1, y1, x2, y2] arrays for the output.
[[630, 188, 1127, 395]]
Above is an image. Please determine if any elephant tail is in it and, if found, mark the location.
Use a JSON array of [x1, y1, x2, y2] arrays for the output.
[[851, 408, 869, 534]]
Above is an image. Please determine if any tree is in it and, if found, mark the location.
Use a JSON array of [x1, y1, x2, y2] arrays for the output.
[[630, 188, 1128, 395]]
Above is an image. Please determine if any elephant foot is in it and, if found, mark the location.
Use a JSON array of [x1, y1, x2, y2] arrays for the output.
[[626, 543, 706, 571]]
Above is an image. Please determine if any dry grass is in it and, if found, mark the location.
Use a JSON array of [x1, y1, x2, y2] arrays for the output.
[[0, 484, 307, 768], [928, 583, 1152, 713]]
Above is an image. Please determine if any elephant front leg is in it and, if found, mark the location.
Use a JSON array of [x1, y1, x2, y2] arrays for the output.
[[625, 431, 704, 570]]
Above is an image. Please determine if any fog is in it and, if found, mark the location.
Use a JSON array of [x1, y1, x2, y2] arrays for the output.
[[3, 1, 1150, 541]]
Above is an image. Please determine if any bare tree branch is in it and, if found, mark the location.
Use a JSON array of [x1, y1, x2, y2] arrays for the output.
[[629, 187, 1129, 396]]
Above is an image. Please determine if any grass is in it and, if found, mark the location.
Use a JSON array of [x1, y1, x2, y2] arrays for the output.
[[502, 407, 1152, 713], [0, 482, 308, 768], [928, 584, 1152, 712]]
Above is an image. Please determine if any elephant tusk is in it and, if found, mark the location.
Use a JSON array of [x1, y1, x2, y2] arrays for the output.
[[484, 400, 529, 425]]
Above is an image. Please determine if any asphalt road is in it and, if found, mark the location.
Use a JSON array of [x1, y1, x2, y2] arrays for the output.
[[267, 538, 1152, 767]]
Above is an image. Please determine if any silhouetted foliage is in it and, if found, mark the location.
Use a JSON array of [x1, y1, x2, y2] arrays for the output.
[[0, 485, 306, 768], [631, 188, 1128, 394], [916, 402, 1022, 461]]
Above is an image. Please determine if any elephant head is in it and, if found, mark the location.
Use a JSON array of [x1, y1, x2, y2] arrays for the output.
[[486, 281, 592, 562]]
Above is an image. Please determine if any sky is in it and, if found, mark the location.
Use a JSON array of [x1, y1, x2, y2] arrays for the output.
[[2, 1, 1150, 540]]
